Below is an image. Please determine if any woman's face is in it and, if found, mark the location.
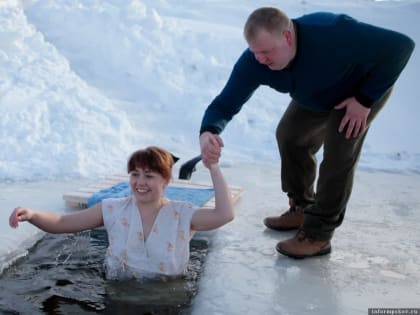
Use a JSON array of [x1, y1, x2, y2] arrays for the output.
[[129, 167, 168, 204]]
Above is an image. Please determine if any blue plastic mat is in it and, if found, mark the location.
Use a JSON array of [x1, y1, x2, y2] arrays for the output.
[[87, 182, 214, 208]]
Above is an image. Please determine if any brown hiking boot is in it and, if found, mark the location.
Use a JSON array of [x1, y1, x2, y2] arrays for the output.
[[275, 230, 331, 259], [263, 203, 304, 231]]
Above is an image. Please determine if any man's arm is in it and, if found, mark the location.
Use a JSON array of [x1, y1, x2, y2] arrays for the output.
[[199, 50, 262, 164], [199, 49, 261, 135], [342, 16, 415, 108]]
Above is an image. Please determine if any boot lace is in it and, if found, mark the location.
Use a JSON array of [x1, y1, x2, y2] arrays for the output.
[[282, 205, 303, 217], [296, 229, 317, 243]]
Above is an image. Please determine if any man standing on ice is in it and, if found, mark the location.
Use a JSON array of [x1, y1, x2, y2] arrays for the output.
[[199, 7, 415, 259]]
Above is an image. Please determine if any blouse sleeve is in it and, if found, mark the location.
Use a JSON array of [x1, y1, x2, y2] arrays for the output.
[[102, 197, 130, 231], [176, 201, 198, 239]]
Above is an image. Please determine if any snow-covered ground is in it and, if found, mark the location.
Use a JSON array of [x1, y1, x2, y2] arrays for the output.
[[0, 0, 419, 182]]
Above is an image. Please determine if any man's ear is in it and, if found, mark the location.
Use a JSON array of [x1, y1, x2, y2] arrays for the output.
[[283, 29, 293, 46]]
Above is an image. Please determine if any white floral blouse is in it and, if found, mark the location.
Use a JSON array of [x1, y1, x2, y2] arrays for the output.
[[101, 196, 197, 279]]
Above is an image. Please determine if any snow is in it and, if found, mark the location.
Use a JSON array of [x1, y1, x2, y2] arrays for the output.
[[0, 0, 419, 313], [1, 0, 419, 181]]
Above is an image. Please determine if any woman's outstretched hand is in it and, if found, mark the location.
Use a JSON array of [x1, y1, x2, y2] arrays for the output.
[[9, 207, 32, 228]]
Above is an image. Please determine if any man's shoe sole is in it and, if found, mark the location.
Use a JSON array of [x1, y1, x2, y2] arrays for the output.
[[275, 243, 332, 259]]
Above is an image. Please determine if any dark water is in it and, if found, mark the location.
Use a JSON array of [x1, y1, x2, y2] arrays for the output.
[[0, 229, 209, 315]]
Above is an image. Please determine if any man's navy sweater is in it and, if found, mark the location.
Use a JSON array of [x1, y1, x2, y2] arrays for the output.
[[200, 12, 415, 135]]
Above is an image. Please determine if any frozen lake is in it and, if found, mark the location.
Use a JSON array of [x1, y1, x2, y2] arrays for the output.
[[1, 162, 419, 314], [190, 163, 420, 314]]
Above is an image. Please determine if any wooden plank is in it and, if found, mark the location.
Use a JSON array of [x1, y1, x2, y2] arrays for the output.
[[63, 175, 243, 209]]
